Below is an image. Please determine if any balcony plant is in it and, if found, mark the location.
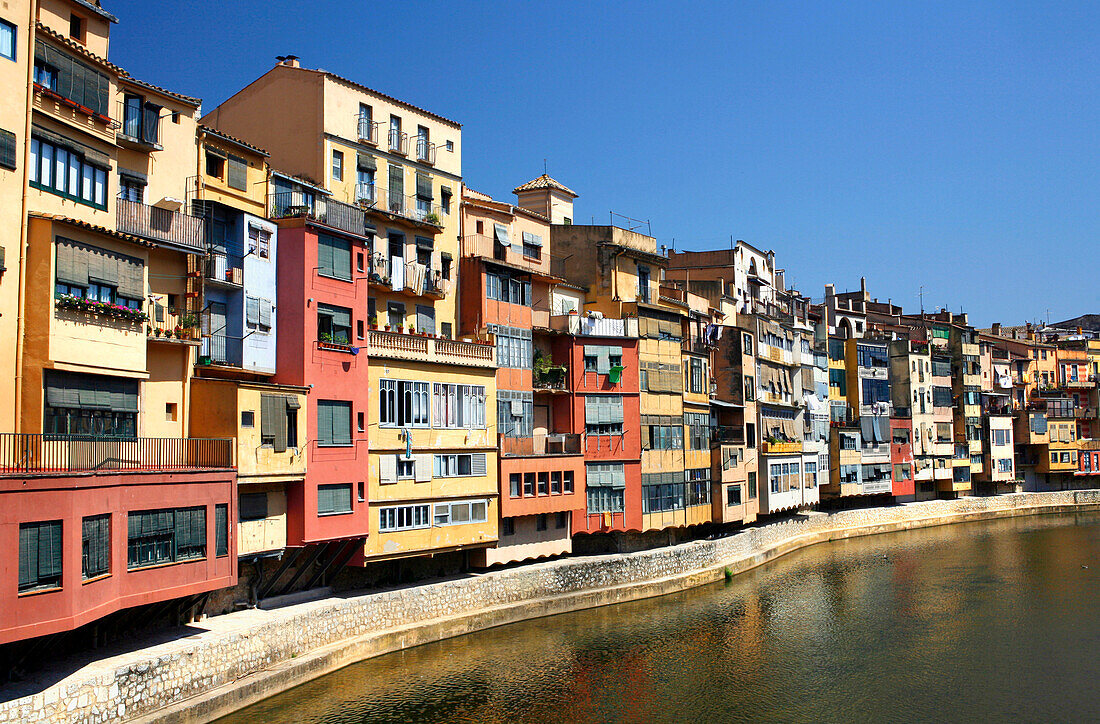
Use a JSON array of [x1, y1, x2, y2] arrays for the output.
[[369, 315, 378, 330], [425, 212, 441, 226], [55, 294, 148, 324]]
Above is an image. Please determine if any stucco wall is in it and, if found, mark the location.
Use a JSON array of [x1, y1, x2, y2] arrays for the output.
[[4, 491, 1099, 724]]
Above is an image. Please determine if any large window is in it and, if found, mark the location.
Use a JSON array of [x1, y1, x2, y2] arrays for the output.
[[43, 370, 139, 437], [861, 378, 890, 405], [380, 379, 430, 428], [686, 357, 708, 394], [317, 400, 353, 446], [686, 412, 710, 450], [490, 325, 532, 369], [642, 415, 682, 449], [0, 19, 15, 62], [485, 268, 531, 305], [215, 504, 228, 557], [317, 233, 352, 280], [239, 492, 268, 522], [121, 94, 161, 146], [379, 504, 430, 532], [19, 520, 63, 592], [642, 472, 684, 513], [829, 368, 847, 396], [433, 453, 488, 477], [261, 393, 299, 452], [431, 383, 486, 429], [584, 345, 624, 374], [433, 499, 489, 527], [932, 386, 953, 408], [246, 295, 273, 333], [317, 303, 352, 345], [498, 390, 533, 437], [127, 507, 206, 569], [586, 463, 626, 514], [81, 514, 110, 580], [856, 344, 889, 368], [31, 136, 107, 209], [586, 395, 625, 436], [34, 41, 109, 116], [318, 484, 353, 515]]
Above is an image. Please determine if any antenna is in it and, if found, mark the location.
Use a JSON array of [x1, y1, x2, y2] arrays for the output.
[[919, 285, 924, 314], [543, 158, 547, 174]]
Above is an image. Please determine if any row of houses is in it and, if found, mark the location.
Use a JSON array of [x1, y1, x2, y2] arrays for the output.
[[0, 0, 1096, 655]]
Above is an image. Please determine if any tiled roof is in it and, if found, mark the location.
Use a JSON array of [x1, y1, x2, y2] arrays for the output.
[[512, 174, 577, 198], [198, 125, 269, 157], [74, 0, 119, 23], [36, 22, 123, 73], [293, 66, 461, 129], [29, 213, 155, 248], [119, 75, 201, 107]]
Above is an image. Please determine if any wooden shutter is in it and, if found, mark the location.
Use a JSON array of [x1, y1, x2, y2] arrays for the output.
[[379, 454, 397, 485], [227, 155, 247, 190], [214, 504, 228, 556], [416, 173, 432, 199], [331, 402, 351, 445], [18, 524, 37, 589], [332, 237, 351, 280], [317, 235, 334, 277], [414, 454, 433, 482], [317, 401, 334, 445], [261, 394, 288, 453]]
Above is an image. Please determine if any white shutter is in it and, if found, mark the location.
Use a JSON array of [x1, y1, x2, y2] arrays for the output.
[[414, 454, 433, 482], [379, 455, 397, 485], [471, 453, 487, 477]]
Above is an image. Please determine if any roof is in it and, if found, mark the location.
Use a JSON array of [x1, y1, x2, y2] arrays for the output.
[[1052, 314, 1100, 332], [29, 213, 155, 248], [36, 22, 123, 74], [74, 0, 118, 23], [291, 66, 461, 129], [512, 174, 577, 198], [119, 74, 201, 108], [199, 125, 269, 157]]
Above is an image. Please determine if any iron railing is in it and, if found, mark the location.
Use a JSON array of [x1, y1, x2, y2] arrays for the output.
[[269, 192, 373, 239], [116, 198, 205, 252], [712, 426, 746, 444], [416, 137, 436, 164], [0, 433, 233, 474], [499, 433, 582, 457], [357, 117, 379, 144], [388, 128, 408, 155], [360, 186, 443, 226], [205, 251, 244, 286]]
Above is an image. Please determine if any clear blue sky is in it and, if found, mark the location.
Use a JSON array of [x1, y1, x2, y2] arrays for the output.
[[110, 0, 1099, 327]]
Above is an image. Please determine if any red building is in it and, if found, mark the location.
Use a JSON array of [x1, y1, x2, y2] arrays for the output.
[[0, 439, 235, 645], [890, 416, 915, 497], [272, 208, 373, 550]]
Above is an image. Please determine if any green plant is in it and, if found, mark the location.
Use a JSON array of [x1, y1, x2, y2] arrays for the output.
[[320, 332, 334, 343], [179, 312, 200, 329], [368, 315, 378, 326], [425, 212, 441, 225]]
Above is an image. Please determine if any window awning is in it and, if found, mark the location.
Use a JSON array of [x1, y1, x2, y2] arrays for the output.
[[416, 173, 433, 199], [357, 153, 376, 171], [493, 223, 510, 246], [415, 236, 434, 250], [33, 124, 110, 168]]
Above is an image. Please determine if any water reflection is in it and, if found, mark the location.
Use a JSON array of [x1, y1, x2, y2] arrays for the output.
[[219, 513, 1100, 724]]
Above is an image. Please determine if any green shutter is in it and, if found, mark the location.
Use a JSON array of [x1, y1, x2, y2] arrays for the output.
[[38, 521, 62, 579], [332, 237, 351, 280], [317, 235, 334, 277], [215, 504, 228, 557], [330, 402, 351, 446], [19, 524, 38, 589], [227, 155, 247, 191]]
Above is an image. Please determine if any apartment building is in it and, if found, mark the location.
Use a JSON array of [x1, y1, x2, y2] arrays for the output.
[[890, 339, 933, 499]]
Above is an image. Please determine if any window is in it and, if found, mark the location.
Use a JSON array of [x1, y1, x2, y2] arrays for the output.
[[586, 396, 625, 437], [331, 149, 343, 181], [523, 472, 535, 496], [434, 500, 489, 526], [122, 95, 161, 146], [861, 378, 890, 405], [317, 233, 352, 280], [0, 128, 15, 170], [434, 453, 488, 478], [498, 390, 533, 437], [239, 493, 268, 522], [43, 371, 138, 438], [119, 173, 145, 202], [34, 41, 109, 115], [79, 515, 110, 581], [214, 504, 228, 557], [127, 508, 206, 569], [997, 458, 1013, 473], [686, 412, 710, 450], [248, 225, 271, 259], [165, 402, 177, 422], [829, 368, 847, 396], [509, 473, 521, 497], [0, 19, 14, 61], [564, 470, 574, 493], [241, 410, 254, 428], [747, 471, 757, 499], [992, 429, 1008, 446], [856, 345, 889, 368], [261, 394, 299, 452], [397, 458, 415, 479], [19, 521, 63, 592], [501, 518, 515, 536], [316, 400, 353, 446], [686, 357, 708, 394], [246, 296, 273, 333], [205, 151, 224, 179], [892, 428, 910, 445], [317, 303, 352, 345], [521, 231, 543, 260], [727, 484, 743, 506], [933, 386, 953, 408], [432, 383, 487, 429], [841, 433, 857, 451], [380, 379, 431, 428], [318, 484, 353, 515], [380, 504, 431, 532], [485, 269, 531, 305], [555, 512, 569, 530], [30, 136, 108, 209], [551, 471, 562, 494], [586, 463, 626, 513], [490, 325, 532, 369], [637, 265, 651, 302]]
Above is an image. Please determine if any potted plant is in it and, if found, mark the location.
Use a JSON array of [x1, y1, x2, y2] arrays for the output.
[[369, 315, 378, 330], [384, 324, 391, 331], [425, 212, 441, 225], [146, 325, 153, 336]]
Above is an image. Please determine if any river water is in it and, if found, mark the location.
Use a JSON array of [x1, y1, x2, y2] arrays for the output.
[[217, 513, 1100, 723]]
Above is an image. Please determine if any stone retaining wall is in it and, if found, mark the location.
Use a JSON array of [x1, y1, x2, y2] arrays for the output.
[[3, 491, 1099, 724]]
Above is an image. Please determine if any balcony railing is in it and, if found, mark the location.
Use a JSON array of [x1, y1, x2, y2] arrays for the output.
[[550, 314, 640, 337], [416, 137, 437, 164], [712, 426, 745, 444], [116, 100, 161, 149], [367, 329, 495, 368], [0, 433, 233, 475], [116, 198, 205, 252], [533, 366, 569, 391], [269, 192, 373, 239], [460, 234, 553, 275], [499, 433, 582, 457], [357, 117, 379, 145], [358, 186, 443, 227], [388, 128, 408, 155], [205, 251, 244, 286], [682, 335, 715, 354]]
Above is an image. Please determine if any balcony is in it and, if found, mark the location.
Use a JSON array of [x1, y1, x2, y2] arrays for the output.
[[533, 366, 569, 392], [0, 433, 233, 475], [499, 433, 582, 457], [116, 100, 162, 151], [205, 251, 244, 287], [357, 186, 443, 229], [367, 329, 495, 368], [357, 118, 380, 145], [762, 440, 802, 455], [550, 314, 639, 338], [713, 426, 746, 444], [416, 137, 437, 165], [1075, 407, 1098, 419], [388, 128, 409, 155], [460, 234, 553, 276], [367, 253, 448, 299], [1065, 379, 1095, 389], [198, 335, 244, 368], [683, 335, 716, 355], [116, 198, 205, 253], [269, 192, 373, 239], [148, 307, 200, 345]]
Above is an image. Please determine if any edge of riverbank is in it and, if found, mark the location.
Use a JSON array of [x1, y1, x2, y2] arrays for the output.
[[5, 491, 1099, 724]]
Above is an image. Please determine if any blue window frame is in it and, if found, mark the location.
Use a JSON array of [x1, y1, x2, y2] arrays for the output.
[[0, 19, 15, 62]]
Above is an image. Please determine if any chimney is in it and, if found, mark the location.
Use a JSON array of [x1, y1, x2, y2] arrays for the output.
[[277, 55, 300, 67], [860, 276, 866, 295], [1078, 327, 1084, 335], [992, 322, 1001, 335]]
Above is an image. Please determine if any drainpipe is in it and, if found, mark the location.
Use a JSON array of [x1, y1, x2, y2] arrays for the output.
[[13, 2, 36, 433]]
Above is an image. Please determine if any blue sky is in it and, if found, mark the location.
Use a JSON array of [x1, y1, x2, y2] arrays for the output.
[[110, 0, 1099, 326]]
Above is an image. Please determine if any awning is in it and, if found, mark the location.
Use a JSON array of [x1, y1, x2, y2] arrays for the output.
[[710, 399, 743, 409], [415, 236, 434, 250], [494, 223, 510, 246], [33, 124, 111, 168], [357, 153, 377, 171]]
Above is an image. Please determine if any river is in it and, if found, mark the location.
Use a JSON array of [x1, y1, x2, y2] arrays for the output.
[[217, 512, 1100, 723]]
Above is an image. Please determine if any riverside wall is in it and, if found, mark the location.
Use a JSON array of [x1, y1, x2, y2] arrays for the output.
[[3, 491, 1099, 724]]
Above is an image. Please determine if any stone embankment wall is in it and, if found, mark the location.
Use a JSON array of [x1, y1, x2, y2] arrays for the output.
[[3, 491, 1098, 724]]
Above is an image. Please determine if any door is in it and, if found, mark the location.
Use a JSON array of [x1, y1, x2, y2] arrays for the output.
[[388, 234, 405, 291], [416, 305, 435, 335], [207, 302, 227, 362]]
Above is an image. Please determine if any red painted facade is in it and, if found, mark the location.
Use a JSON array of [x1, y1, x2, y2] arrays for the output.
[[890, 417, 915, 497], [0, 470, 236, 645], [273, 219, 372, 546]]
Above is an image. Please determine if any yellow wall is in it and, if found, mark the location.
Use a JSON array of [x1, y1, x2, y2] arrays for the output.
[[198, 131, 268, 215], [116, 84, 200, 205], [37, 0, 112, 57]]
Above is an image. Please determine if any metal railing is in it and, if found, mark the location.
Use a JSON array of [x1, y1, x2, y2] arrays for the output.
[[551, 315, 640, 337], [361, 186, 443, 226], [388, 128, 408, 155], [713, 426, 746, 444], [116, 198, 205, 252], [205, 251, 244, 286], [116, 100, 160, 148], [499, 433, 582, 457], [0, 433, 233, 474], [357, 117, 379, 144], [416, 137, 436, 164], [533, 367, 569, 391], [269, 192, 373, 239]]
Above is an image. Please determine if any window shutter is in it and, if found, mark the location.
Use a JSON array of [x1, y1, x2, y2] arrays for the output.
[[609, 397, 624, 423], [227, 155, 247, 191], [214, 504, 228, 557], [331, 402, 351, 446], [471, 453, 487, 477], [19, 524, 38, 589], [246, 296, 260, 326], [0, 129, 16, 171], [192, 507, 207, 549], [142, 103, 160, 145], [240, 492, 268, 521], [259, 299, 272, 329], [317, 401, 334, 445], [261, 394, 275, 440], [414, 454, 433, 482], [317, 235, 334, 277], [333, 239, 351, 280], [317, 486, 332, 514], [416, 173, 432, 199], [379, 454, 397, 484]]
